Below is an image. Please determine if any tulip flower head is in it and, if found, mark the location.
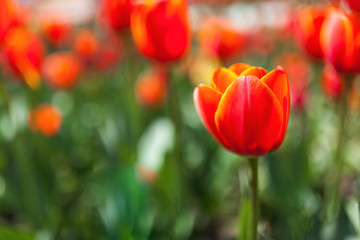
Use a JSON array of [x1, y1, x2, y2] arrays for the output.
[[42, 52, 82, 90], [343, 0, 360, 13], [131, 0, 191, 62], [320, 7, 360, 73], [198, 17, 244, 60], [322, 64, 344, 100], [194, 63, 290, 156], [295, 5, 327, 59], [41, 17, 72, 46], [74, 29, 99, 62], [99, 0, 132, 31], [0, 0, 23, 43], [28, 104, 62, 137], [2, 28, 43, 89]]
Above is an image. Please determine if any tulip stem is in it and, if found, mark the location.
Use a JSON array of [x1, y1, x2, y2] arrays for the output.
[[248, 157, 259, 240], [325, 75, 353, 220]]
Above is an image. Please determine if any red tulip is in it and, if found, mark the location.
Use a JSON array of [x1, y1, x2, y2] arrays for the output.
[[93, 35, 123, 71], [131, 0, 191, 62], [1, 28, 43, 89], [135, 65, 167, 108], [0, 0, 23, 43], [320, 7, 360, 73], [41, 17, 72, 46], [99, 0, 132, 31], [28, 104, 62, 137], [198, 17, 244, 60], [193, 63, 290, 156], [343, 0, 360, 13], [74, 29, 99, 62], [295, 5, 327, 59], [42, 52, 82, 90], [322, 64, 344, 99]]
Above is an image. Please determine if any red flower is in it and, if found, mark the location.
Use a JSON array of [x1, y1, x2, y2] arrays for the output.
[[295, 5, 327, 59], [28, 104, 62, 137], [322, 64, 344, 99], [193, 63, 290, 156], [99, 0, 132, 31], [198, 17, 244, 60], [135, 65, 167, 108], [343, 0, 360, 13], [1, 28, 44, 89], [93, 35, 123, 71], [0, 0, 23, 43], [320, 7, 360, 73], [74, 29, 99, 62], [42, 52, 82, 90], [131, 0, 191, 62], [41, 17, 72, 46]]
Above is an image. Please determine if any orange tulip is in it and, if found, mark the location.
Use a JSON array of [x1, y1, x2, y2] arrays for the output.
[[322, 64, 344, 99], [343, 0, 360, 13], [1, 28, 43, 89], [41, 17, 72, 46], [28, 104, 62, 137], [135, 65, 167, 108], [193, 63, 290, 156], [99, 0, 132, 31], [320, 7, 360, 73], [295, 5, 327, 59], [0, 0, 22, 43], [198, 17, 244, 60], [131, 0, 191, 62], [42, 52, 82, 90], [74, 29, 99, 62]]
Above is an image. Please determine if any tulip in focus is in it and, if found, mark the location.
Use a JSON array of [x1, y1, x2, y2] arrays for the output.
[[198, 17, 244, 60], [194, 63, 290, 156], [42, 52, 82, 90], [28, 104, 62, 137], [1, 28, 43, 89], [74, 29, 99, 62], [135, 65, 167, 108], [131, 0, 191, 62], [41, 17, 72, 46], [295, 5, 327, 59], [320, 7, 360, 73], [99, 0, 132, 31]]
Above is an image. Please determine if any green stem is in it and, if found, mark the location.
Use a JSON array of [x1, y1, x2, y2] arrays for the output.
[[325, 75, 353, 220], [249, 157, 259, 240]]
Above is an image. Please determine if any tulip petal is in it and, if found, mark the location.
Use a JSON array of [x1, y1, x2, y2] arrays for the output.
[[215, 76, 283, 156], [194, 84, 228, 147], [239, 66, 268, 79], [260, 66, 290, 151], [211, 67, 238, 93], [228, 63, 251, 75]]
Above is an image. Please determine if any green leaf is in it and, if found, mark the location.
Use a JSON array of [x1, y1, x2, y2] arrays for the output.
[[239, 199, 250, 240]]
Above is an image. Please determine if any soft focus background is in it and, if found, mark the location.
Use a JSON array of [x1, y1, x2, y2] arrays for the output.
[[1, 0, 360, 239]]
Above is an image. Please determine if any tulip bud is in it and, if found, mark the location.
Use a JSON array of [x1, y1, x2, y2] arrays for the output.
[[28, 104, 62, 137]]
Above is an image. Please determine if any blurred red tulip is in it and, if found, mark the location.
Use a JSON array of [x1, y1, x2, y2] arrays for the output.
[[322, 64, 344, 99], [279, 54, 310, 109], [93, 35, 123, 71], [0, 0, 23, 43], [1, 28, 43, 89], [41, 17, 72, 46], [74, 29, 99, 62], [131, 0, 191, 62], [42, 52, 82, 90], [295, 5, 327, 59], [28, 104, 62, 137], [198, 17, 244, 60], [135, 65, 167, 108], [343, 0, 360, 13], [99, 0, 132, 31], [320, 7, 360, 73], [193, 63, 290, 156]]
